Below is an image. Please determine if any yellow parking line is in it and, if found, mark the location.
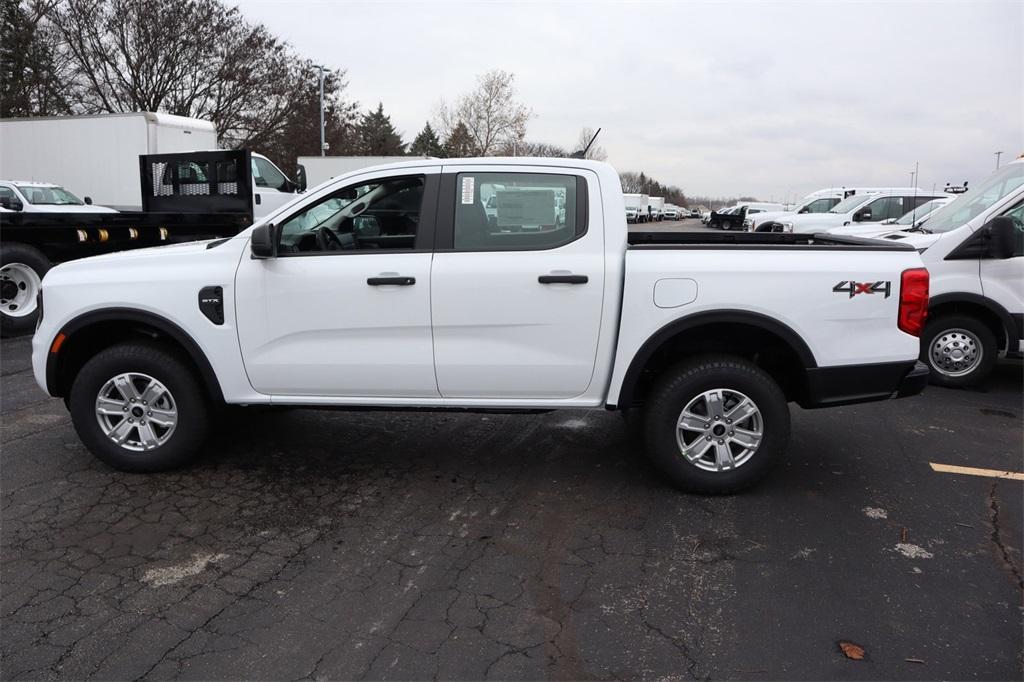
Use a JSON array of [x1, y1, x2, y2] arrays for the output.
[[929, 462, 1024, 481]]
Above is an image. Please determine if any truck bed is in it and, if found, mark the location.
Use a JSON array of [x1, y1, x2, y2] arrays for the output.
[[627, 230, 915, 251]]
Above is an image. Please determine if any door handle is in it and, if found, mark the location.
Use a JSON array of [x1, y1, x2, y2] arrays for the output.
[[538, 274, 588, 284], [367, 276, 416, 286]]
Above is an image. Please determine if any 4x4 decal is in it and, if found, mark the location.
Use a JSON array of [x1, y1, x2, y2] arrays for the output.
[[833, 280, 891, 298]]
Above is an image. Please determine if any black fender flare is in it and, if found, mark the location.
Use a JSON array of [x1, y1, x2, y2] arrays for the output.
[[46, 307, 224, 402], [614, 309, 817, 408], [928, 292, 1018, 343]]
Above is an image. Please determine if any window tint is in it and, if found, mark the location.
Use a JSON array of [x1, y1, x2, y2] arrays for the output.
[[862, 196, 904, 221], [1000, 200, 1024, 257], [278, 175, 424, 254], [454, 173, 580, 250], [0, 187, 14, 202], [803, 197, 838, 213], [252, 157, 287, 190]]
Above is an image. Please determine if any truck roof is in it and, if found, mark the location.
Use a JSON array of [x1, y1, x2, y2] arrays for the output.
[[0, 112, 215, 132], [322, 157, 615, 175]]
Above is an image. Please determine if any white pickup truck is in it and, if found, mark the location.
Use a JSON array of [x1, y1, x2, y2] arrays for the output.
[[31, 159, 930, 493]]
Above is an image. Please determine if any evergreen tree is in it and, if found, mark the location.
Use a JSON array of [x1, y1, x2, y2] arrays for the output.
[[408, 122, 444, 157], [443, 121, 476, 157], [357, 102, 405, 155]]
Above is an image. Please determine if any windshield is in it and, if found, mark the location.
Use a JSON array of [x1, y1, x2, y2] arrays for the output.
[[14, 184, 83, 205], [895, 198, 946, 225], [923, 163, 1024, 233], [828, 194, 873, 214]]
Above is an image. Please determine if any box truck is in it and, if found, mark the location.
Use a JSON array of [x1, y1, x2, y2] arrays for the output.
[[648, 196, 665, 222], [0, 113, 298, 217], [623, 193, 649, 223]]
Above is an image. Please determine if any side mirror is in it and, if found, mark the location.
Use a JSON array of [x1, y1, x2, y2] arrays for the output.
[[296, 164, 308, 193], [84, 196, 93, 205], [250, 223, 278, 258], [854, 209, 872, 222], [987, 216, 1018, 259]]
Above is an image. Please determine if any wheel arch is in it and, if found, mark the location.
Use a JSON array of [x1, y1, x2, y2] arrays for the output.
[[928, 293, 1013, 351], [614, 310, 817, 409], [46, 308, 225, 403]]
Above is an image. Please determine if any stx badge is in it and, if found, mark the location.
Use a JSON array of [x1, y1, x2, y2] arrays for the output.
[[833, 280, 892, 298]]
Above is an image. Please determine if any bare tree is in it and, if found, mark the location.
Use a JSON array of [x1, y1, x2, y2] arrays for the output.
[[575, 127, 606, 161], [1, 0, 71, 115], [47, 0, 320, 153], [619, 171, 643, 193], [437, 69, 531, 156], [500, 140, 568, 158]]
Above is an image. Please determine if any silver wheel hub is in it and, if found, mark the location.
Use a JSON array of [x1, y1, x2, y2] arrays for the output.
[[95, 372, 178, 451], [930, 328, 982, 377], [676, 388, 763, 472], [0, 263, 41, 318]]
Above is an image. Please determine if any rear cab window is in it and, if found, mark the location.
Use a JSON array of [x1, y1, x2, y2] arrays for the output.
[[449, 172, 587, 251]]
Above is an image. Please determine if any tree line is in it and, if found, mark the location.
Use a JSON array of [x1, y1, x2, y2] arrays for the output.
[[2, 0, 691, 205]]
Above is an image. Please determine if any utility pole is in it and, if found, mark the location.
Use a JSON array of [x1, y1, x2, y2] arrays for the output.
[[994, 151, 1003, 169], [316, 65, 326, 157]]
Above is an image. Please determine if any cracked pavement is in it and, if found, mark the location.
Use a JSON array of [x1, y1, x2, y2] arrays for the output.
[[2, 334, 1021, 679]]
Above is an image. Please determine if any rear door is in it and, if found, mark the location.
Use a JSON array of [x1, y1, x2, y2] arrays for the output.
[[430, 165, 605, 399]]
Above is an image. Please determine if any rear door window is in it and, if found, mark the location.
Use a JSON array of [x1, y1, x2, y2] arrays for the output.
[[453, 172, 584, 250]]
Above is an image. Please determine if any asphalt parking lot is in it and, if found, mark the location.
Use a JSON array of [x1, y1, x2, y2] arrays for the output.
[[2, 306, 1021, 679]]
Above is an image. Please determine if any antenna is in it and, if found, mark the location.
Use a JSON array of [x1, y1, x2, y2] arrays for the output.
[[571, 127, 602, 159]]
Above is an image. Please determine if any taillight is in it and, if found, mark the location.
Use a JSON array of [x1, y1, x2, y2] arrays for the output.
[[898, 268, 929, 336]]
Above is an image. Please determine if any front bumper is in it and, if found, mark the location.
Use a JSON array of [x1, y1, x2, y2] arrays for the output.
[[801, 360, 928, 409]]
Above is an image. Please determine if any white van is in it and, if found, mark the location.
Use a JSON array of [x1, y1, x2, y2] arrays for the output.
[[870, 160, 1023, 386], [826, 196, 953, 238]]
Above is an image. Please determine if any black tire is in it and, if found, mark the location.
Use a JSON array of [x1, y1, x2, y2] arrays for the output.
[[642, 355, 790, 494], [920, 314, 998, 388], [69, 343, 210, 472], [1, 243, 50, 337]]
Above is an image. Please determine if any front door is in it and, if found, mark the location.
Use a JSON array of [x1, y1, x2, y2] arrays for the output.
[[235, 170, 441, 397], [251, 155, 298, 218], [430, 166, 605, 399], [981, 199, 1024, 348]]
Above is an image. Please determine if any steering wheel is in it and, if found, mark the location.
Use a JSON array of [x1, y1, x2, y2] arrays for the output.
[[315, 226, 344, 251]]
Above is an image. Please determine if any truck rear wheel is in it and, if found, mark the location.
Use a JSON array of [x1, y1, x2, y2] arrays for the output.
[[921, 314, 997, 388], [642, 355, 790, 494], [1, 244, 50, 336], [69, 343, 210, 472]]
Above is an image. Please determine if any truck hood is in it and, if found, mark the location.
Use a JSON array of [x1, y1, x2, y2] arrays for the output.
[[826, 221, 895, 238], [747, 210, 793, 225], [44, 236, 247, 286], [787, 213, 848, 232]]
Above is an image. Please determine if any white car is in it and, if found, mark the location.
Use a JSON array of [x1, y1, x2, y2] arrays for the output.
[[32, 158, 928, 493], [826, 197, 954, 239], [662, 206, 680, 220], [0, 181, 117, 213]]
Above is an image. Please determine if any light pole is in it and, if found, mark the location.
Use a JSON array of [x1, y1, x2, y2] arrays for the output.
[[315, 65, 326, 157], [994, 151, 1003, 170]]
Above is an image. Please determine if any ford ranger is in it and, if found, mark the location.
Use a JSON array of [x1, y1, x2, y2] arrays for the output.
[[31, 158, 930, 493]]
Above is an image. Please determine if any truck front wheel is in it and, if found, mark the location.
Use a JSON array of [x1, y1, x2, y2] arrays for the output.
[[1, 244, 50, 336], [69, 343, 210, 472], [641, 355, 790, 493], [920, 315, 997, 388]]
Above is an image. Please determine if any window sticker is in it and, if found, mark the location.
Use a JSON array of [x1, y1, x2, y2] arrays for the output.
[[461, 176, 475, 204]]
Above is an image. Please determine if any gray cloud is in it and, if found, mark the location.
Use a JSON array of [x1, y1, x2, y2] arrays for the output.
[[231, 0, 1022, 200]]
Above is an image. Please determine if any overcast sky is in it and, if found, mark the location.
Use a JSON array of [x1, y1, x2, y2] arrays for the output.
[[232, 0, 1022, 201]]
